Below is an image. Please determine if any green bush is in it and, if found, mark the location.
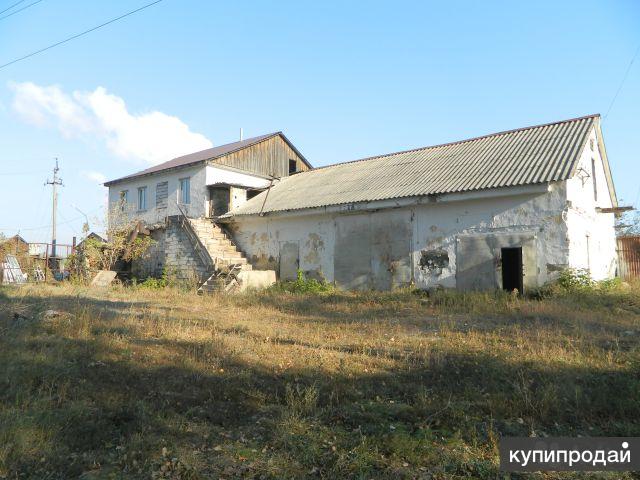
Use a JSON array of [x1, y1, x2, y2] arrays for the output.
[[137, 268, 168, 289], [557, 268, 594, 290], [599, 277, 623, 291], [272, 270, 335, 294]]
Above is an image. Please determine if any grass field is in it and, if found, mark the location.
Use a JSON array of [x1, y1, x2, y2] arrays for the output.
[[1, 282, 639, 479]]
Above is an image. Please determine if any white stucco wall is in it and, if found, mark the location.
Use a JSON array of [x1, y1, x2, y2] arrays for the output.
[[226, 184, 575, 290], [108, 164, 271, 225], [107, 165, 208, 226], [205, 165, 271, 189], [564, 128, 617, 280]]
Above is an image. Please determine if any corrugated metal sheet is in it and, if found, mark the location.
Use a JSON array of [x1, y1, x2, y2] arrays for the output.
[[104, 132, 311, 186], [229, 115, 598, 216], [617, 236, 640, 280]]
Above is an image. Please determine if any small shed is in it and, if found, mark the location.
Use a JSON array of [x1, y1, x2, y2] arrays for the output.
[[617, 236, 640, 280]]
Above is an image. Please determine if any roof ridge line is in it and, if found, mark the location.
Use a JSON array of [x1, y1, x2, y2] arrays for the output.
[[104, 131, 284, 186], [171, 131, 282, 162], [311, 114, 600, 171]]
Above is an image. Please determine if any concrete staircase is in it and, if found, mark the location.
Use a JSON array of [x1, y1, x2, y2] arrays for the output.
[[187, 217, 252, 294]]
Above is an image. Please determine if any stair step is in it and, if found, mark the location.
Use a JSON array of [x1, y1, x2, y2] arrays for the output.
[[219, 257, 247, 265], [185, 218, 251, 295], [205, 241, 237, 250]]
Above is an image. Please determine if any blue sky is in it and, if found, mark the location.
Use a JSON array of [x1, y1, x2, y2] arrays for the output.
[[0, 0, 638, 244]]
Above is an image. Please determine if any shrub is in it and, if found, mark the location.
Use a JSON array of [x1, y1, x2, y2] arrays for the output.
[[557, 268, 594, 290], [137, 268, 168, 289], [273, 270, 335, 294]]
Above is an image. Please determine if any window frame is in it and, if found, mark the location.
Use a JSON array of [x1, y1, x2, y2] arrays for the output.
[[137, 186, 148, 211], [179, 177, 191, 205], [156, 181, 168, 209]]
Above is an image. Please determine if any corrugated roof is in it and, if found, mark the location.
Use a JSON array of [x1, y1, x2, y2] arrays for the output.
[[104, 132, 310, 186], [228, 115, 599, 217]]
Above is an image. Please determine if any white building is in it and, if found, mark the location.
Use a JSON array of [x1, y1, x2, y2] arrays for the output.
[[106, 114, 621, 292]]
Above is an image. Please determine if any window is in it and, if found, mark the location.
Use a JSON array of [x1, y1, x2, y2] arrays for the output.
[[156, 181, 168, 209], [289, 159, 297, 175], [591, 158, 597, 202], [119, 190, 129, 210], [179, 177, 190, 204], [137, 186, 147, 211]]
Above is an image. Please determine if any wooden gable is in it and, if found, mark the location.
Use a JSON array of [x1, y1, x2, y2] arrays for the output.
[[210, 134, 310, 178]]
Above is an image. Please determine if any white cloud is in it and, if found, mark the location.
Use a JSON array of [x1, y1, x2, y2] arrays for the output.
[[81, 170, 107, 185], [11, 82, 92, 135], [9, 82, 213, 165]]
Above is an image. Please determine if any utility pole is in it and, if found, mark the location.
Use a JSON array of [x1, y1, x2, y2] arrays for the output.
[[45, 159, 63, 259]]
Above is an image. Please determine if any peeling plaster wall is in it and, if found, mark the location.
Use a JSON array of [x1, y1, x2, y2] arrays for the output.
[[226, 213, 335, 282], [565, 128, 617, 280], [412, 184, 569, 289], [226, 184, 576, 290]]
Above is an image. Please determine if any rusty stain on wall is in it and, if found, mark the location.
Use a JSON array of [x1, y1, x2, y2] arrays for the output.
[[304, 269, 325, 281], [251, 254, 277, 270], [303, 233, 325, 264]]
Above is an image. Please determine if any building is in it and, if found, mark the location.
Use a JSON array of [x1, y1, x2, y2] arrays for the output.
[[104, 132, 310, 291], [75, 232, 107, 251], [106, 114, 621, 292], [0, 235, 29, 257]]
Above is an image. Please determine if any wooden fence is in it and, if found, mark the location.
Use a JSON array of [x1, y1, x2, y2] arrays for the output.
[[617, 236, 640, 280]]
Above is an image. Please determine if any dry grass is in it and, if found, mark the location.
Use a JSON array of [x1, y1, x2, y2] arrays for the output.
[[0, 282, 639, 479]]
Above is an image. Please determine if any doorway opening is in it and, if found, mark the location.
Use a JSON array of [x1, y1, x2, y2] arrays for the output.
[[501, 247, 523, 293], [208, 186, 230, 217]]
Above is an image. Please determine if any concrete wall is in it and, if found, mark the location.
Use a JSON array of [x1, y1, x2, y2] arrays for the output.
[[564, 128, 617, 280], [225, 183, 575, 291], [132, 218, 208, 282], [108, 165, 208, 226]]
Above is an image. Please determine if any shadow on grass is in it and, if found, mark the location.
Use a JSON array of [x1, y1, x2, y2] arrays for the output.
[[1, 287, 639, 478]]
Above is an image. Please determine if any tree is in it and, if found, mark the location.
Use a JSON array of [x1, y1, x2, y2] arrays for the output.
[[81, 201, 154, 272], [616, 210, 640, 236]]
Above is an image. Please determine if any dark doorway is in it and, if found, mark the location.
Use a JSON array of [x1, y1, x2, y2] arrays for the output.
[[501, 247, 523, 293], [208, 186, 230, 217]]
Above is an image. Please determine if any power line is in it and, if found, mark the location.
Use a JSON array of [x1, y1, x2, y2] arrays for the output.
[[604, 43, 640, 120], [0, 0, 43, 22], [0, 0, 27, 15], [0, 0, 164, 70]]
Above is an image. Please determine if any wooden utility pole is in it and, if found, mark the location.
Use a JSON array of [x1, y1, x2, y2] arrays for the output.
[[45, 159, 63, 259]]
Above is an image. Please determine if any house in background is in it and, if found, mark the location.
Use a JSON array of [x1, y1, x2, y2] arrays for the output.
[[0, 235, 29, 258], [75, 232, 107, 251], [107, 114, 623, 293]]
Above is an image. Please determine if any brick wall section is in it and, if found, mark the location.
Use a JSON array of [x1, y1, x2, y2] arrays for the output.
[[132, 217, 209, 282]]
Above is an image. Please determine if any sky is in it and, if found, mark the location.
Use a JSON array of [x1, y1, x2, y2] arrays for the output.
[[0, 0, 638, 244]]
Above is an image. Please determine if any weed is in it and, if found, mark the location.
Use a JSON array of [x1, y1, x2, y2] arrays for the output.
[[0, 282, 638, 479], [271, 269, 336, 294]]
